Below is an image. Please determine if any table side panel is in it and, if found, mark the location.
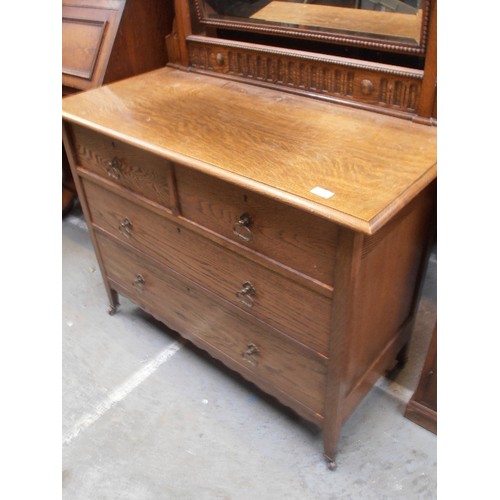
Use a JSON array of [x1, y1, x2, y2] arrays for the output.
[[346, 184, 435, 395]]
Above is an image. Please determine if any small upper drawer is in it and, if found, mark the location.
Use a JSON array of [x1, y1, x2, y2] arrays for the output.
[[176, 167, 338, 285], [71, 124, 172, 208], [83, 179, 332, 354]]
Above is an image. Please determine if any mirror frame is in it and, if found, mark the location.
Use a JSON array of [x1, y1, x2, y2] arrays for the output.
[[191, 0, 432, 56]]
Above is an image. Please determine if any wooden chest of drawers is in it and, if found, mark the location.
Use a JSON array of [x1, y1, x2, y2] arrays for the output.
[[62, 67, 436, 468]]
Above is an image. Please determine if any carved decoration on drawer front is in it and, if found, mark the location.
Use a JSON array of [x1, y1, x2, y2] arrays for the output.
[[188, 42, 422, 113]]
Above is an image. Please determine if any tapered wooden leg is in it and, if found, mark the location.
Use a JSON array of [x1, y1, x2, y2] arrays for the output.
[[323, 410, 342, 471], [322, 229, 364, 471], [107, 289, 120, 315], [324, 452, 338, 471], [63, 123, 121, 319]]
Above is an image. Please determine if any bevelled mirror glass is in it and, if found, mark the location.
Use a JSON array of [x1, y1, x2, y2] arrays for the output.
[[192, 0, 431, 55]]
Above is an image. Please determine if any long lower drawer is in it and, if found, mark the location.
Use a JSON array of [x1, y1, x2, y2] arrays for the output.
[[96, 232, 328, 419], [83, 178, 332, 355]]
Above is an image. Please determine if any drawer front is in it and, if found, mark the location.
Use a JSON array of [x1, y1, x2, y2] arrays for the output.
[[96, 232, 327, 415], [71, 124, 172, 207], [175, 167, 338, 285], [84, 180, 332, 354]]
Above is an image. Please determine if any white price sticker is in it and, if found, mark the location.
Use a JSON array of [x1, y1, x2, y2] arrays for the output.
[[310, 186, 335, 199]]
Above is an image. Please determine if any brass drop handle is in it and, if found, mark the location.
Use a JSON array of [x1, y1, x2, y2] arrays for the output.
[[232, 212, 253, 242], [118, 218, 133, 238], [106, 157, 122, 179], [242, 343, 259, 366], [132, 273, 145, 292], [236, 281, 256, 308]]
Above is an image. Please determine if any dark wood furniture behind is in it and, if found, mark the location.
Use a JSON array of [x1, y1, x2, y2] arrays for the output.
[[63, 0, 437, 469], [405, 324, 437, 433], [62, 0, 173, 215]]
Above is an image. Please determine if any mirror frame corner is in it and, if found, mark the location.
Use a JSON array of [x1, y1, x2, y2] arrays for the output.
[[191, 0, 434, 57]]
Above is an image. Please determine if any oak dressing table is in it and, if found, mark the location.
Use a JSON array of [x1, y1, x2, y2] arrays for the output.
[[62, 0, 437, 469]]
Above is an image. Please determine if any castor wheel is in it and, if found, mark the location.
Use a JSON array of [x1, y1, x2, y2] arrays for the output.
[[327, 460, 337, 471], [324, 454, 337, 471]]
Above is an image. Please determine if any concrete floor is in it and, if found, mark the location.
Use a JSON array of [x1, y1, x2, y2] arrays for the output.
[[62, 203, 437, 499]]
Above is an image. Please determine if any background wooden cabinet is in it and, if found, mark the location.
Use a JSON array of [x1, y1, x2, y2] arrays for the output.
[[62, 0, 173, 215], [405, 324, 437, 433], [62, 0, 173, 96]]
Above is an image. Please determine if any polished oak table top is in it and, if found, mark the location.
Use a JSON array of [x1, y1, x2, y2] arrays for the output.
[[62, 66, 436, 234]]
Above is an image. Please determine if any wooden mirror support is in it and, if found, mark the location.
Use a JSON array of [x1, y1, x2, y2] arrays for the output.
[[166, 0, 436, 124]]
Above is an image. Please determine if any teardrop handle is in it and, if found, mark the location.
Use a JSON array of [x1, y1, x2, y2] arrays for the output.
[[118, 218, 133, 238], [232, 213, 253, 242], [106, 157, 122, 179], [236, 281, 256, 308], [132, 273, 145, 292], [242, 342, 259, 366]]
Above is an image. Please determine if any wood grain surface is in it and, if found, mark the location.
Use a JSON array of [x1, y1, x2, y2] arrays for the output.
[[62, 67, 436, 234]]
